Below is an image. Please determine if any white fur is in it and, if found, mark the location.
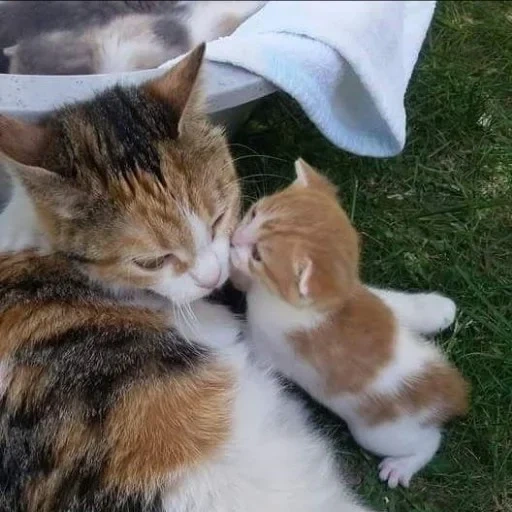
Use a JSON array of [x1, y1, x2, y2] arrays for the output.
[[368, 287, 457, 335], [243, 278, 457, 489], [173, 299, 241, 350], [364, 328, 441, 397], [152, 213, 230, 304], [165, 300, 374, 512]]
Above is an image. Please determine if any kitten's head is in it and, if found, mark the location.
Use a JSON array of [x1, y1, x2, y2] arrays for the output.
[[231, 159, 360, 310], [0, 45, 240, 304]]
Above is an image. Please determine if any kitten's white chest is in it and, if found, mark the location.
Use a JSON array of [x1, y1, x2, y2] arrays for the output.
[[246, 286, 325, 397]]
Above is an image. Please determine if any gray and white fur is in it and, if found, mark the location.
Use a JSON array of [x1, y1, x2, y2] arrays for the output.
[[1, 1, 265, 75]]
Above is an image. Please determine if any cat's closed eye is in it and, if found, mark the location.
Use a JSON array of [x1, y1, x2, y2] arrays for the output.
[[134, 254, 172, 271]]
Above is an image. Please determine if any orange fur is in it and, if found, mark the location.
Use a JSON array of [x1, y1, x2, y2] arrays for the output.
[[3, 364, 47, 413], [104, 364, 234, 493], [0, 299, 167, 359], [358, 362, 469, 426], [291, 286, 396, 394], [243, 176, 359, 309], [0, 249, 237, 508]]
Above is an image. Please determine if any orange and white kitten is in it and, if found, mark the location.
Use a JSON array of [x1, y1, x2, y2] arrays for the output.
[[231, 159, 469, 489]]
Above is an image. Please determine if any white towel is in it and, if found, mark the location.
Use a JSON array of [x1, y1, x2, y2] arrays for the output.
[[205, 1, 436, 157]]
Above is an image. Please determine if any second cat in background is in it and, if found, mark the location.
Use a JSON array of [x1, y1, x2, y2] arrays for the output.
[[0, 1, 266, 75], [231, 159, 469, 489]]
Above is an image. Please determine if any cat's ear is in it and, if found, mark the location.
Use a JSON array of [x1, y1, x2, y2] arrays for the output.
[[0, 114, 50, 166], [294, 158, 338, 197], [296, 257, 314, 299], [1, 153, 83, 220], [0, 115, 85, 218], [144, 43, 206, 134]]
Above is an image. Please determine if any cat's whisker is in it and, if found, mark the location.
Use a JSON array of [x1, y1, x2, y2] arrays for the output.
[[173, 303, 194, 344], [185, 302, 199, 327], [178, 302, 200, 342]]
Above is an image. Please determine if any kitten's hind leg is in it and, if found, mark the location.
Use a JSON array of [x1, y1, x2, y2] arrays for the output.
[[367, 287, 456, 335], [378, 429, 441, 488]]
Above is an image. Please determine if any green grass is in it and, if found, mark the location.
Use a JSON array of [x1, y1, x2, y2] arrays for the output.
[[233, 2, 512, 511]]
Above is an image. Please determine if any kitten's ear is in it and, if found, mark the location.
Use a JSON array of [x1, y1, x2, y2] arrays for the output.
[[295, 255, 355, 305], [294, 158, 338, 197], [296, 258, 314, 299], [0, 114, 50, 166], [144, 43, 206, 133]]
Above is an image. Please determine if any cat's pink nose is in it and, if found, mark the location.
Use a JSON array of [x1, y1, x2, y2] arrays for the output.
[[191, 257, 222, 289], [193, 271, 221, 290]]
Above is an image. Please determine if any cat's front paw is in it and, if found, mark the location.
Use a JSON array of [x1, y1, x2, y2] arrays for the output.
[[176, 300, 242, 349]]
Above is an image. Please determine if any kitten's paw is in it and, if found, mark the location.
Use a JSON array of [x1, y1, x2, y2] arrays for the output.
[[413, 292, 456, 334], [378, 456, 419, 489]]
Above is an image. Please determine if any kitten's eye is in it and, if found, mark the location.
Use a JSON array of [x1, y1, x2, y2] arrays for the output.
[[212, 212, 225, 233], [134, 255, 169, 271], [252, 245, 262, 262], [251, 207, 257, 220]]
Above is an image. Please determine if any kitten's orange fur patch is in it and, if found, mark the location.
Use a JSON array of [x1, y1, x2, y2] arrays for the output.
[[292, 287, 396, 394], [358, 362, 469, 426], [104, 364, 234, 492]]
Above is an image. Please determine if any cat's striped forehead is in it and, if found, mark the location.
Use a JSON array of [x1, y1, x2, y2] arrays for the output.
[[44, 85, 180, 184]]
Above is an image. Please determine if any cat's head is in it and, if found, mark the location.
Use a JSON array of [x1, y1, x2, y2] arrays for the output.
[[0, 45, 240, 304], [231, 159, 360, 310]]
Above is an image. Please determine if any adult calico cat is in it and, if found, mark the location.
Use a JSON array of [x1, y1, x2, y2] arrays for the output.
[[0, 45, 374, 511]]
